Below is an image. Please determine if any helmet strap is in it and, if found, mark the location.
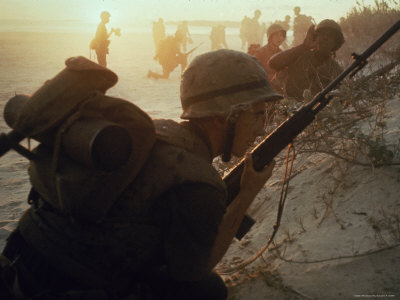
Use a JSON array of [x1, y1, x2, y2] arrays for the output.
[[222, 109, 241, 162]]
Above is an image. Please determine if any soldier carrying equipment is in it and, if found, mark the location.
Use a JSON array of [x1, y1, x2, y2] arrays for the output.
[[0, 20, 399, 300]]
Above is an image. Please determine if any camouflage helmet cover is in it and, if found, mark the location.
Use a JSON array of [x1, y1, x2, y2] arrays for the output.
[[267, 23, 286, 40], [180, 49, 282, 119], [315, 19, 344, 52]]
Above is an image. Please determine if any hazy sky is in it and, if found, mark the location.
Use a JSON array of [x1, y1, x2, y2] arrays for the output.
[[1, 0, 389, 25]]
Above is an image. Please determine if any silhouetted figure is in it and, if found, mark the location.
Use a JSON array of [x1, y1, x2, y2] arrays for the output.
[[276, 15, 291, 32], [175, 21, 192, 52], [90, 11, 120, 67], [210, 25, 228, 50], [292, 6, 314, 47], [147, 33, 187, 79], [274, 15, 291, 49], [152, 18, 166, 51], [247, 9, 264, 47], [239, 16, 251, 50]]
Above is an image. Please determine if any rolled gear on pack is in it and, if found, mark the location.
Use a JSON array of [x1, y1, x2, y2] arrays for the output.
[[9, 56, 156, 221]]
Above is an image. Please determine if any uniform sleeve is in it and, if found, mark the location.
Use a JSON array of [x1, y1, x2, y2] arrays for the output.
[[95, 24, 107, 42], [161, 182, 226, 281]]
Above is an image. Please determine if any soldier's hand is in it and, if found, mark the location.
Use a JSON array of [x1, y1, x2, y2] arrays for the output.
[[240, 153, 275, 196], [303, 25, 318, 50]]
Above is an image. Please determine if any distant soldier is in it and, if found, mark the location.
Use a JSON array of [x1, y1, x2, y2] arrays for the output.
[[292, 6, 314, 47], [152, 18, 166, 50], [247, 9, 264, 47], [276, 15, 291, 32], [275, 15, 291, 49], [253, 24, 287, 82], [175, 21, 192, 52], [210, 24, 228, 50], [252, 23, 287, 121], [147, 33, 187, 79], [90, 11, 120, 67], [269, 19, 345, 100], [239, 16, 251, 50]]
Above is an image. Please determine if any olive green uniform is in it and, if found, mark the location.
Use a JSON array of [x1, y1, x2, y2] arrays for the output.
[[284, 49, 343, 99]]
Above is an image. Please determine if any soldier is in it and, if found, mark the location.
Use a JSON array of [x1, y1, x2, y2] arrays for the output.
[[274, 15, 291, 49], [210, 24, 228, 50], [152, 18, 166, 50], [269, 19, 345, 100], [279, 15, 291, 32], [292, 6, 314, 47], [147, 32, 187, 79], [247, 9, 264, 47], [175, 21, 192, 52], [253, 24, 287, 82], [1, 50, 281, 299], [90, 11, 118, 67]]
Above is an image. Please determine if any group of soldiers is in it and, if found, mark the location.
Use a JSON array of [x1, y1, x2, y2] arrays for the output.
[[146, 8, 343, 103], [240, 7, 314, 52], [0, 6, 347, 300], [90, 6, 318, 85], [239, 9, 265, 50]]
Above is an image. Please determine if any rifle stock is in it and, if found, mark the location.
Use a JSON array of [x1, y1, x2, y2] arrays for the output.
[[228, 19, 400, 240]]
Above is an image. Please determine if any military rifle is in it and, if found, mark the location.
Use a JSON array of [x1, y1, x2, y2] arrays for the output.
[[228, 20, 400, 240], [184, 43, 203, 57]]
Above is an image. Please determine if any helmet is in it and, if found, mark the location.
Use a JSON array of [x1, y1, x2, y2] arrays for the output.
[[100, 11, 111, 20], [267, 24, 286, 40], [180, 49, 282, 119], [315, 19, 344, 52]]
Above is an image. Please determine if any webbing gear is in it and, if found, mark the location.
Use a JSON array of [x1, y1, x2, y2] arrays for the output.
[[221, 108, 242, 162]]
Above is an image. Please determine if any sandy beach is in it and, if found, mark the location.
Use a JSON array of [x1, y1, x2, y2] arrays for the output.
[[1, 25, 400, 300]]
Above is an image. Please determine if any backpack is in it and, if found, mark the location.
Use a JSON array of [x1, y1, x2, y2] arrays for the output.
[[89, 38, 98, 50], [6, 56, 156, 221]]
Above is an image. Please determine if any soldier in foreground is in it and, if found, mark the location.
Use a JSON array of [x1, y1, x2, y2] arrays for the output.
[[269, 19, 345, 100], [0, 50, 280, 299]]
